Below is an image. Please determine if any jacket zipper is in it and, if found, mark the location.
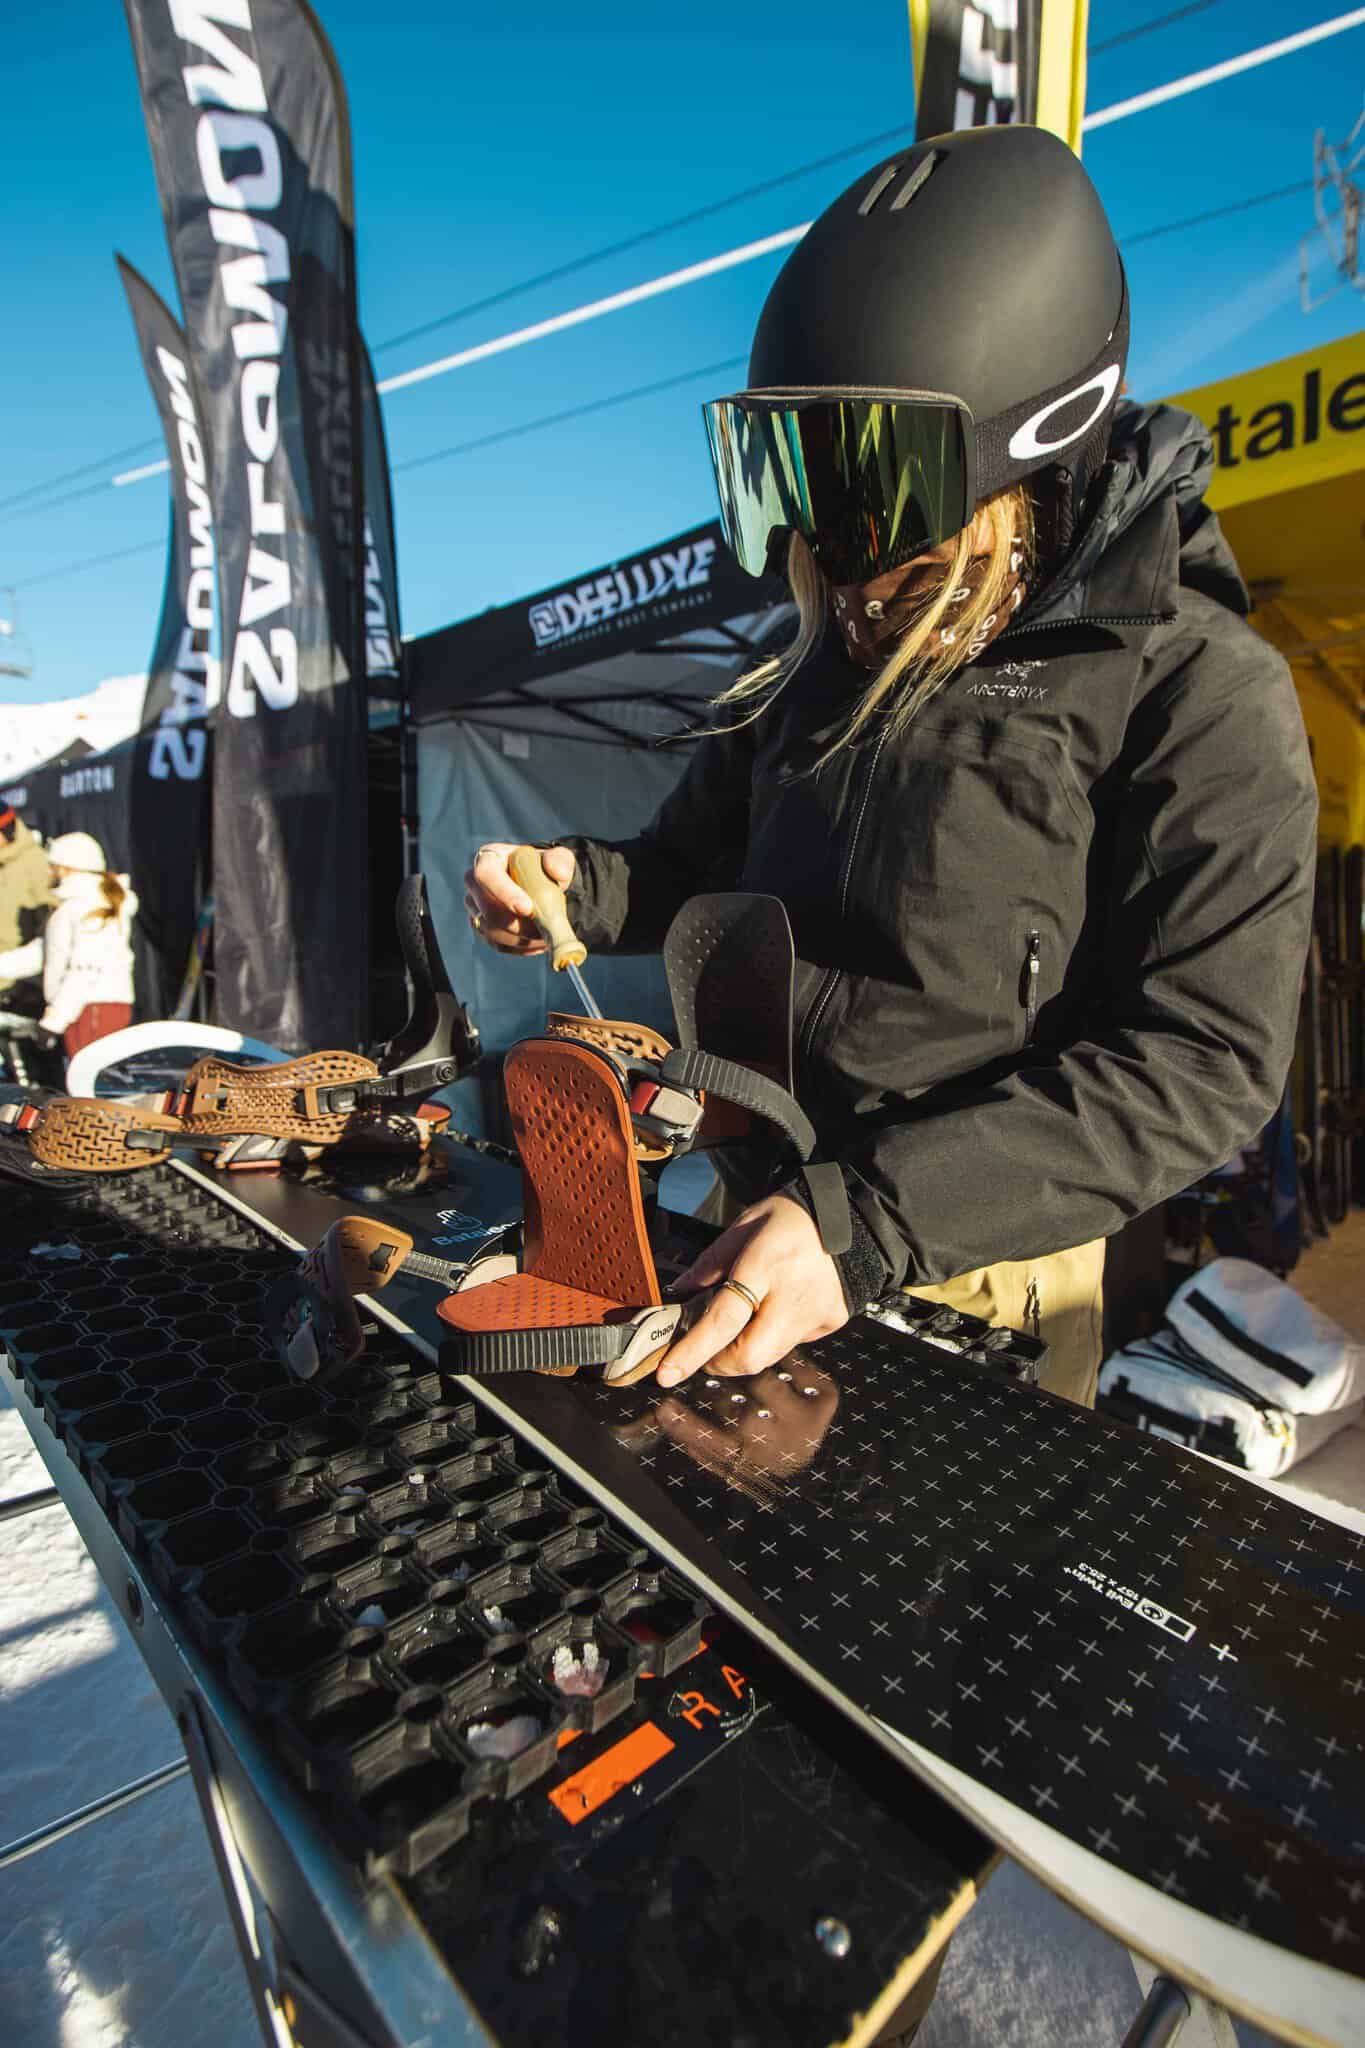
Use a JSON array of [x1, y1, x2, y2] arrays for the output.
[[794, 608, 1172, 1077], [1022, 928, 1041, 1043], [798, 726, 894, 1076], [994, 609, 1174, 645], [1024, 1276, 1042, 1340]]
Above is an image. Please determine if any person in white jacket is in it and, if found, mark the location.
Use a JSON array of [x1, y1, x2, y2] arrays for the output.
[[0, 832, 138, 1056]]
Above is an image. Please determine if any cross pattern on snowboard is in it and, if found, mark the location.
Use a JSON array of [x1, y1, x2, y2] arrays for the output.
[[567, 1319, 1365, 1976], [170, 1152, 1365, 1987]]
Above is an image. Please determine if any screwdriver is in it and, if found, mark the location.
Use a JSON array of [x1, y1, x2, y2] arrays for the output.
[[509, 846, 602, 1019]]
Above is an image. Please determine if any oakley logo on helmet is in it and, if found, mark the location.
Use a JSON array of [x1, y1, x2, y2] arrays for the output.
[[1008, 364, 1123, 463]]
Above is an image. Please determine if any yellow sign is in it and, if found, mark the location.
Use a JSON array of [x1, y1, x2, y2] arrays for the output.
[[1035, 0, 1088, 157], [1170, 331, 1365, 515], [906, 2, 1089, 155]]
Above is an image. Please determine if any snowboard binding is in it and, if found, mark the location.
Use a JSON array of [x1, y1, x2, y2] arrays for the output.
[[269, 892, 854, 1389], [5, 876, 479, 1176]]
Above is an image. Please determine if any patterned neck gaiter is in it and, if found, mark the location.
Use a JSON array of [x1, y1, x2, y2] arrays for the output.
[[830, 544, 1026, 672]]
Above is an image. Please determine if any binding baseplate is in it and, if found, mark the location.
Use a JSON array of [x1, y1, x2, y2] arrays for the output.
[[269, 895, 856, 1387], [4, 875, 478, 1175]]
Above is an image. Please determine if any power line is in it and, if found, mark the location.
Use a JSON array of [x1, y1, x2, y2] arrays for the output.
[[9, 15, 1361, 531], [15, 537, 164, 591], [1085, 8, 1365, 131], [392, 354, 746, 475], [0, 474, 140, 532], [14, 358, 750, 593], [375, 226, 804, 398], [156, 19, 1365, 427], [5, 122, 921, 518], [374, 122, 920, 360], [4, 159, 1329, 596], [1121, 176, 1312, 245], [0, 437, 161, 519], [1091, 1, 1225, 57]]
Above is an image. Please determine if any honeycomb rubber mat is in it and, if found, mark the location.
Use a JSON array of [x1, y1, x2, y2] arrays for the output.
[[0, 1164, 707, 1878]]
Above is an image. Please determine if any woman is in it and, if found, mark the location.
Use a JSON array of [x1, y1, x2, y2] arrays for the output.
[[466, 124, 1317, 1411], [0, 831, 139, 1058]]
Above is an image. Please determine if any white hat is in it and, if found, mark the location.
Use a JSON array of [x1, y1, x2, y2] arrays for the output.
[[48, 831, 108, 874]]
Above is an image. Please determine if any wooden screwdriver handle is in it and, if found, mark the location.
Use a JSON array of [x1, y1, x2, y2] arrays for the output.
[[509, 846, 588, 971]]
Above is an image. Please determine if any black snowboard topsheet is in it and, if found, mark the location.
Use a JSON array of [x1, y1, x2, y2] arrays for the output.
[[185, 1149, 1365, 1981]]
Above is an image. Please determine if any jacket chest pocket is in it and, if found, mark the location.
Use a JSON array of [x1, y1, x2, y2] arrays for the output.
[[850, 723, 1091, 1052], [866, 721, 1090, 902]]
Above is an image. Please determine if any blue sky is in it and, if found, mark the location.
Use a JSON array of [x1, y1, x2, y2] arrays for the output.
[[1, 0, 1362, 704]]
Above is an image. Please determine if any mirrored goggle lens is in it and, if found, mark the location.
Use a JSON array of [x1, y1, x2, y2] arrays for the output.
[[703, 396, 972, 583]]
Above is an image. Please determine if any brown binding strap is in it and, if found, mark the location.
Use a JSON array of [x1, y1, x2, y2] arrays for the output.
[[543, 1012, 672, 1066], [17, 1055, 450, 1175], [543, 1013, 677, 1161], [28, 1097, 182, 1174], [281, 1216, 418, 1378], [178, 1052, 381, 1144]]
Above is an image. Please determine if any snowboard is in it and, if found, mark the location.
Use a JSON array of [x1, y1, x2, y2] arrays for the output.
[[185, 1145, 1365, 2045]]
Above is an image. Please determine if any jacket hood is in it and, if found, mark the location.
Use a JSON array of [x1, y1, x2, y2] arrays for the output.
[[1030, 399, 1250, 625], [0, 815, 40, 869], [56, 868, 139, 925]]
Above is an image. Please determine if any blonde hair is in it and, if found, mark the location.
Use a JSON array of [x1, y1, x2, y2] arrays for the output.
[[57, 868, 126, 927], [96, 872, 127, 926], [713, 483, 1035, 758]]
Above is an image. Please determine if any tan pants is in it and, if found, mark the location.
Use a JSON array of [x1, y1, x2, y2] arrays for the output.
[[695, 1178, 1105, 1411], [904, 1240, 1106, 1409]]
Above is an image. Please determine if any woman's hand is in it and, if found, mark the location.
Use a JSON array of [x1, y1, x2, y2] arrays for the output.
[[463, 842, 577, 954], [657, 1193, 849, 1387]]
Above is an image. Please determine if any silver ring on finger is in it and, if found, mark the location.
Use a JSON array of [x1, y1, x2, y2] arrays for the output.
[[720, 1276, 761, 1320]]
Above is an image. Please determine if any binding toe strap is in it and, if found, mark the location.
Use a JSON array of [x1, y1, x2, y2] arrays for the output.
[[438, 1274, 684, 1381]]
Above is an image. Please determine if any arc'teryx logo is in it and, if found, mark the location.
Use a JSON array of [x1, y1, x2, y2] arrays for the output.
[[967, 662, 1048, 704], [529, 538, 717, 649]]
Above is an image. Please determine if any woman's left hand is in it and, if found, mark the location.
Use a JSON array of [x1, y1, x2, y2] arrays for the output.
[[656, 1193, 849, 1388]]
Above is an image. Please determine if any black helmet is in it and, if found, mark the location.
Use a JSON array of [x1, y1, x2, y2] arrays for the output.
[[705, 126, 1128, 581]]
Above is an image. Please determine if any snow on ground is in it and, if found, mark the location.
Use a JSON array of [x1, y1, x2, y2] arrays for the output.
[[0, 1383, 253, 2048], [4, 1213, 1363, 2044]]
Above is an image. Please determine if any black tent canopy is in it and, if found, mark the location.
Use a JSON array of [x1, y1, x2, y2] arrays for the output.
[[408, 518, 786, 740], [407, 518, 789, 1131]]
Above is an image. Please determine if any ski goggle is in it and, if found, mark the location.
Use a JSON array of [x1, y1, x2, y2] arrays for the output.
[[702, 388, 975, 584]]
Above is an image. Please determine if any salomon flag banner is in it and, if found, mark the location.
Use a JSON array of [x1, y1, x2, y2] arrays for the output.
[[123, 0, 368, 1051], [118, 255, 214, 1017], [910, 0, 1088, 153], [361, 337, 402, 694]]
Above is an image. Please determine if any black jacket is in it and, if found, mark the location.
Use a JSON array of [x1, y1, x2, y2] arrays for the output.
[[563, 404, 1319, 1299]]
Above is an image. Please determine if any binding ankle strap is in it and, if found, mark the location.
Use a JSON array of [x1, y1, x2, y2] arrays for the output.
[[300, 1057, 463, 1117]]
